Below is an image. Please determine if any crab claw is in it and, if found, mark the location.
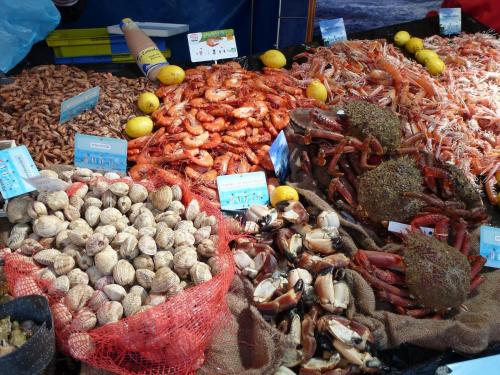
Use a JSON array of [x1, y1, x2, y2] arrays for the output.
[[288, 268, 313, 289], [304, 228, 342, 254], [317, 315, 363, 348], [333, 339, 382, 372], [300, 353, 341, 373], [256, 279, 304, 315], [279, 200, 310, 224], [253, 274, 287, 303], [316, 210, 340, 229], [314, 267, 350, 313], [276, 228, 303, 262], [245, 204, 272, 222]]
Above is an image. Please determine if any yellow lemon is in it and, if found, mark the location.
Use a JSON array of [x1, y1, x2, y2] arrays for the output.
[[125, 116, 154, 138], [260, 49, 287, 69], [394, 31, 411, 47], [426, 57, 446, 75], [415, 49, 439, 64], [157, 65, 185, 85], [137, 92, 160, 114], [405, 37, 424, 54], [270, 186, 299, 207], [306, 79, 328, 102]]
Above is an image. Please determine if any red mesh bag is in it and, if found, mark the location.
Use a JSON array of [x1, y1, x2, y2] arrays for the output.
[[4, 174, 235, 375]]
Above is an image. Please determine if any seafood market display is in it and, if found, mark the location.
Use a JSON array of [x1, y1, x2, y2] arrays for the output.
[[3, 168, 220, 334], [0, 316, 38, 357], [0, 65, 153, 167]]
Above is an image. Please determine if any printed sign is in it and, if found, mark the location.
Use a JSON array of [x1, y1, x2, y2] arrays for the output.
[[24, 176, 70, 192], [319, 18, 348, 46], [442, 354, 500, 374], [0, 146, 39, 199], [439, 8, 461, 36], [480, 225, 500, 268], [388, 221, 434, 236], [217, 172, 269, 211], [74, 134, 127, 174], [60, 86, 100, 123], [269, 131, 290, 183], [187, 29, 238, 62]]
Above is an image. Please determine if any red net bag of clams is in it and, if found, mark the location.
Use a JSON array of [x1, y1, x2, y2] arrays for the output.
[[3, 174, 235, 375]]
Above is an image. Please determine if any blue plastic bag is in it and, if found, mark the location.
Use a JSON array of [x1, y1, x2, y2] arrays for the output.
[[0, 0, 60, 73]]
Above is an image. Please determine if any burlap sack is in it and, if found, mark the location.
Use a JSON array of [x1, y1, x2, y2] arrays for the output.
[[345, 268, 500, 354]]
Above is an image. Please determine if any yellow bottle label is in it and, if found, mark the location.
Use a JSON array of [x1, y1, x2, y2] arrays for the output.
[[136, 46, 168, 77]]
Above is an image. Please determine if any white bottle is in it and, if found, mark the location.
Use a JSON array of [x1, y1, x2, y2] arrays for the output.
[[120, 18, 168, 80]]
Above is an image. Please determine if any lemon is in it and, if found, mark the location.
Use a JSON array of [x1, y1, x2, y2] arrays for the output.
[[137, 92, 160, 114], [426, 57, 446, 75], [157, 65, 185, 85], [270, 186, 299, 207], [415, 49, 439, 64], [260, 49, 287, 69], [394, 31, 411, 47], [306, 79, 328, 102], [125, 116, 154, 138], [405, 37, 424, 54]]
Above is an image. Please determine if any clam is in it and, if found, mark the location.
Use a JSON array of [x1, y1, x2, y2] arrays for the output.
[[138, 235, 157, 256], [146, 294, 166, 306], [135, 269, 155, 289], [68, 227, 93, 247], [185, 199, 200, 221], [65, 284, 94, 311], [68, 268, 90, 287], [193, 212, 207, 229], [72, 183, 90, 199], [85, 206, 101, 227], [122, 293, 142, 317], [112, 216, 129, 232], [83, 197, 103, 211], [72, 168, 93, 182], [155, 211, 181, 228], [101, 190, 117, 208], [168, 201, 185, 216], [207, 256, 221, 275], [85, 233, 109, 256], [39, 236, 56, 249], [55, 230, 71, 248], [92, 180, 109, 197], [166, 283, 184, 299], [133, 255, 155, 271], [86, 266, 103, 285], [100, 207, 122, 225], [53, 210, 66, 222], [104, 172, 120, 180], [133, 212, 155, 230], [97, 301, 123, 325], [48, 276, 70, 295], [119, 236, 139, 260], [155, 227, 175, 249], [151, 267, 181, 293], [128, 184, 148, 203], [47, 191, 69, 211], [174, 230, 195, 248], [27, 201, 48, 220], [173, 248, 198, 278], [109, 182, 129, 197], [129, 285, 148, 304], [138, 226, 156, 238], [6, 196, 33, 224], [194, 226, 212, 244], [64, 206, 81, 221], [151, 186, 173, 210], [33, 215, 64, 237], [171, 184, 182, 201], [70, 308, 97, 331], [201, 215, 217, 232], [128, 203, 144, 223], [197, 239, 217, 258], [33, 248, 61, 266], [94, 248, 118, 275], [175, 220, 196, 234], [53, 254, 76, 275], [69, 196, 85, 211], [94, 275, 115, 291], [69, 218, 91, 230], [103, 284, 127, 301], [76, 253, 94, 271], [34, 267, 57, 282], [52, 302, 73, 329], [113, 260, 135, 286], [154, 251, 174, 271], [111, 232, 132, 248], [123, 226, 139, 238], [190, 262, 213, 285], [19, 238, 44, 256], [117, 196, 132, 214], [63, 247, 79, 259], [7, 223, 31, 250], [95, 225, 117, 241], [88, 290, 109, 312], [68, 332, 95, 360]]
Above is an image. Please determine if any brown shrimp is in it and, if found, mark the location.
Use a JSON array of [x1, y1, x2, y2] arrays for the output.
[[182, 131, 210, 148], [189, 150, 214, 168], [196, 110, 215, 123], [183, 114, 204, 135], [205, 88, 234, 102], [203, 117, 227, 132]]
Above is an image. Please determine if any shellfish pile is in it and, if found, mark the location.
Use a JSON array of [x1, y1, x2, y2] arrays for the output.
[[4, 168, 219, 332], [0, 316, 37, 357]]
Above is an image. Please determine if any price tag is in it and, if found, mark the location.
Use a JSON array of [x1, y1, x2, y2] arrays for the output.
[[480, 225, 500, 268], [388, 221, 434, 236], [269, 130, 290, 183], [440, 354, 500, 374], [319, 18, 347, 46], [0, 146, 39, 199], [23, 176, 70, 192], [217, 172, 269, 211], [74, 134, 127, 174], [439, 8, 461, 36], [60, 86, 100, 123], [187, 29, 238, 62]]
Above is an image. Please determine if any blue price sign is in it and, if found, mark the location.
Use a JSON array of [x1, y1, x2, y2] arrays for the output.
[[319, 18, 348, 46], [439, 8, 461, 36], [74, 134, 127, 174], [60, 86, 100, 123], [217, 172, 269, 211], [480, 225, 500, 268], [0, 146, 39, 199], [269, 130, 290, 183]]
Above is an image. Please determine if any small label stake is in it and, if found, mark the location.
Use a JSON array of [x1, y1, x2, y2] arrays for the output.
[[60, 86, 100, 123], [187, 29, 238, 63]]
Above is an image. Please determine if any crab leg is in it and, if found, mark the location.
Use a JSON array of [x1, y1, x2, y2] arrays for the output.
[[356, 250, 405, 272], [355, 251, 405, 284], [469, 255, 486, 280], [351, 264, 410, 298], [410, 213, 449, 233], [256, 279, 304, 315], [360, 136, 377, 170], [338, 157, 358, 190], [328, 177, 357, 207], [395, 306, 433, 318], [460, 232, 471, 256], [327, 139, 348, 175], [470, 275, 485, 292], [434, 218, 450, 242], [376, 290, 417, 308], [452, 220, 467, 251]]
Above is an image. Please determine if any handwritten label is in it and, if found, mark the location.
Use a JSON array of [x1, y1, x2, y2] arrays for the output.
[[319, 18, 347, 46], [439, 8, 461, 36], [74, 134, 127, 174], [0, 146, 39, 199], [480, 225, 500, 268], [388, 221, 434, 236], [60, 86, 100, 123], [187, 29, 238, 62], [24, 176, 70, 192], [269, 131, 290, 183], [217, 172, 269, 211]]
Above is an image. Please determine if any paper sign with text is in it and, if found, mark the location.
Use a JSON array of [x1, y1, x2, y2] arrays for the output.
[[388, 221, 434, 236], [439, 8, 461, 36], [60, 86, 100, 123], [269, 131, 290, 183], [74, 134, 127, 174], [217, 172, 269, 211], [319, 18, 348, 46], [480, 225, 500, 268], [0, 146, 39, 199], [444, 354, 500, 375], [187, 29, 238, 62]]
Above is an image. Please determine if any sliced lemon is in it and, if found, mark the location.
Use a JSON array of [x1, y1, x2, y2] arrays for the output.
[[270, 186, 299, 207], [125, 116, 154, 138], [260, 49, 287, 69], [157, 65, 185, 85], [405, 37, 424, 54], [394, 31, 411, 47], [137, 92, 160, 114]]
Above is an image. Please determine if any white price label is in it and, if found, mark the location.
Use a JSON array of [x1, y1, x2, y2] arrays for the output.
[[388, 221, 434, 236], [187, 29, 238, 62]]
